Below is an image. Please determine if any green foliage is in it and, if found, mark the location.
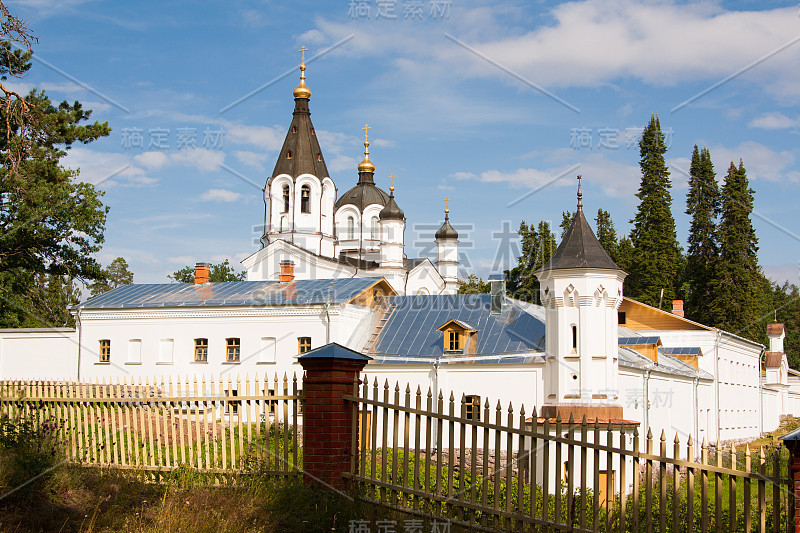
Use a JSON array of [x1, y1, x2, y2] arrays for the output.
[[506, 220, 556, 303], [0, 12, 110, 327], [685, 146, 721, 324], [170, 259, 246, 283], [0, 411, 64, 500], [458, 274, 490, 294], [87, 256, 134, 296], [707, 161, 763, 339], [560, 210, 575, 239], [770, 281, 800, 368], [595, 208, 619, 263], [627, 115, 683, 307]]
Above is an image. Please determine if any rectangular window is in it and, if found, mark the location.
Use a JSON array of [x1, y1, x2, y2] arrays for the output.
[[158, 338, 174, 364], [448, 330, 460, 351], [464, 395, 481, 421], [194, 338, 208, 362], [298, 337, 311, 354], [618, 312, 626, 325], [259, 337, 276, 363], [226, 338, 240, 362], [127, 339, 141, 364], [99, 339, 111, 362], [571, 325, 578, 350]]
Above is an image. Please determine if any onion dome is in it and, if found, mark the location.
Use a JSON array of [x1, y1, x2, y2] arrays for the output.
[[335, 125, 392, 211], [538, 175, 619, 271], [435, 199, 458, 240], [292, 46, 311, 99], [379, 175, 404, 220], [270, 47, 329, 183]]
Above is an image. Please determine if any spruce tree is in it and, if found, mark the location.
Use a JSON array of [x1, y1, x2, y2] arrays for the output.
[[627, 115, 682, 307], [685, 146, 720, 324], [559, 211, 575, 239], [709, 160, 761, 339], [506, 220, 556, 303], [595, 208, 619, 263]]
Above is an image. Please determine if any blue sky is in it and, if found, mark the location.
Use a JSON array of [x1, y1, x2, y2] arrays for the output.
[[8, 0, 800, 286]]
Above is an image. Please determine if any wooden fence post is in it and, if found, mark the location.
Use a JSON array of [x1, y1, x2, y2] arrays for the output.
[[298, 342, 370, 492], [780, 429, 800, 532]]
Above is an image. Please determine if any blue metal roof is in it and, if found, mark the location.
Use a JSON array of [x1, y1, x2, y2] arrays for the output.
[[299, 342, 372, 362], [75, 278, 384, 309], [618, 336, 661, 346], [661, 346, 702, 356], [371, 295, 545, 358]]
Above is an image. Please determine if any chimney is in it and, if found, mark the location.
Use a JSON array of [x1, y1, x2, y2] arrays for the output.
[[194, 262, 210, 284], [488, 273, 506, 315], [671, 300, 684, 318], [279, 260, 295, 283]]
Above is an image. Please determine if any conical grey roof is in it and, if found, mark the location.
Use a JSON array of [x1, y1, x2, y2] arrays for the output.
[[538, 208, 619, 271], [379, 192, 404, 220], [270, 96, 329, 181], [435, 213, 458, 240]]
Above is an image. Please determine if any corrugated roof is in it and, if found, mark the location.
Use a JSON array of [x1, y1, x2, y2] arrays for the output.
[[619, 336, 661, 346], [370, 294, 546, 358], [618, 347, 713, 380], [75, 278, 384, 309], [660, 347, 702, 356]]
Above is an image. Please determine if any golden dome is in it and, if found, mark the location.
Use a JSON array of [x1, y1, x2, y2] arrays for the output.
[[293, 64, 311, 99], [358, 140, 375, 173]]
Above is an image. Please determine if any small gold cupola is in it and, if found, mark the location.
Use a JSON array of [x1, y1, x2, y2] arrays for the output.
[[357, 123, 376, 173], [293, 46, 311, 100]]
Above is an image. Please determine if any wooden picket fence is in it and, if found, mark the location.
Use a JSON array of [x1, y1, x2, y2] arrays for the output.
[[0, 374, 302, 478], [346, 376, 793, 533]]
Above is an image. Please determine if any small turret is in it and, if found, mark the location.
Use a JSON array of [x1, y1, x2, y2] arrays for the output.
[[379, 174, 405, 269], [435, 197, 459, 294]]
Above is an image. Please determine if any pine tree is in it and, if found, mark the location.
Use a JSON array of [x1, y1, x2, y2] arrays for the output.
[[627, 115, 682, 307], [594, 208, 618, 262], [709, 160, 762, 339], [684, 146, 720, 324], [88, 257, 134, 296]]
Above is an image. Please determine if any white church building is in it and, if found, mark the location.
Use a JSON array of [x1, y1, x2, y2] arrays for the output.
[[0, 55, 798, 447]]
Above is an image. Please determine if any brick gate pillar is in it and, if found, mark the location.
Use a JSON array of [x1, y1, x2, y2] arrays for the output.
[[298, 342, 370, 491], [780, 429, 800, 532]]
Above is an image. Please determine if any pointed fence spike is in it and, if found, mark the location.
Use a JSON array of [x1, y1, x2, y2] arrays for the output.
[[532, 405, 537, 418], [416, 385, 421, 394], [438, 390, 444, 400], [496, 399, 502, 410], [660, 429, 666, 442], [674, 432, 680, 444], [687, 434, 694, 446], [373, 377, 379, 386], [568, 413, 574, 424], [395, 382, 400, 392], [701, 435, 707, 447], [508, 401, 513, 413], [450, 391, 455, 401], [520, 404, 525, 416], [647, 427, 653, 439], [556, 413, 562, 424]]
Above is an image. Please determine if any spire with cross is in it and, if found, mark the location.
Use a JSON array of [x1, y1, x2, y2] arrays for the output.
[[577, 175, 583, 211]]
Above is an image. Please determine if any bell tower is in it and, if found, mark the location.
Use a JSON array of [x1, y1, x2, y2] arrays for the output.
[[263, 47, 336, 258], [536, 177, 627, 420]]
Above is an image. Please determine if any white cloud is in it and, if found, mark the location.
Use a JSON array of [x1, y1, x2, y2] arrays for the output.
[[171, 148, 225, 172], [225, 123, 285, 150], [200, 188, 242, 202], [134, 151, 169, 169], [235, 150, 270, 169], [452, 151, 641, 200], [62, 147, 158, 188], [748, 112, 799, 130], [711, 141, 799, 184], [314, 2, 800, 102]]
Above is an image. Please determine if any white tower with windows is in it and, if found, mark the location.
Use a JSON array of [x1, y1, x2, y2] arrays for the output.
[[263, 47, 336, 258], [435, 198, 460, 294], [378, 174, 405, 269], [535, 177, 626, 420]]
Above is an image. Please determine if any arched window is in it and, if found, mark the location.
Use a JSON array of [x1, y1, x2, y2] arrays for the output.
[[370, 216, 379, 240], [282, 185, 290, 213], [301, 185, 310, 213], [347, 216, 355, 240]]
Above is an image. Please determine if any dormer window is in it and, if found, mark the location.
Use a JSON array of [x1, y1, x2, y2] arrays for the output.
[[286, 151, 292, 159], [292, 126, 297, 133], [438, 319, 477, 355]]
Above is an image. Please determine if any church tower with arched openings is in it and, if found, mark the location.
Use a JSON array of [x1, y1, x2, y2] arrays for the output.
[[263, 47, 337, 258], [535, 177, 627, 420]]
